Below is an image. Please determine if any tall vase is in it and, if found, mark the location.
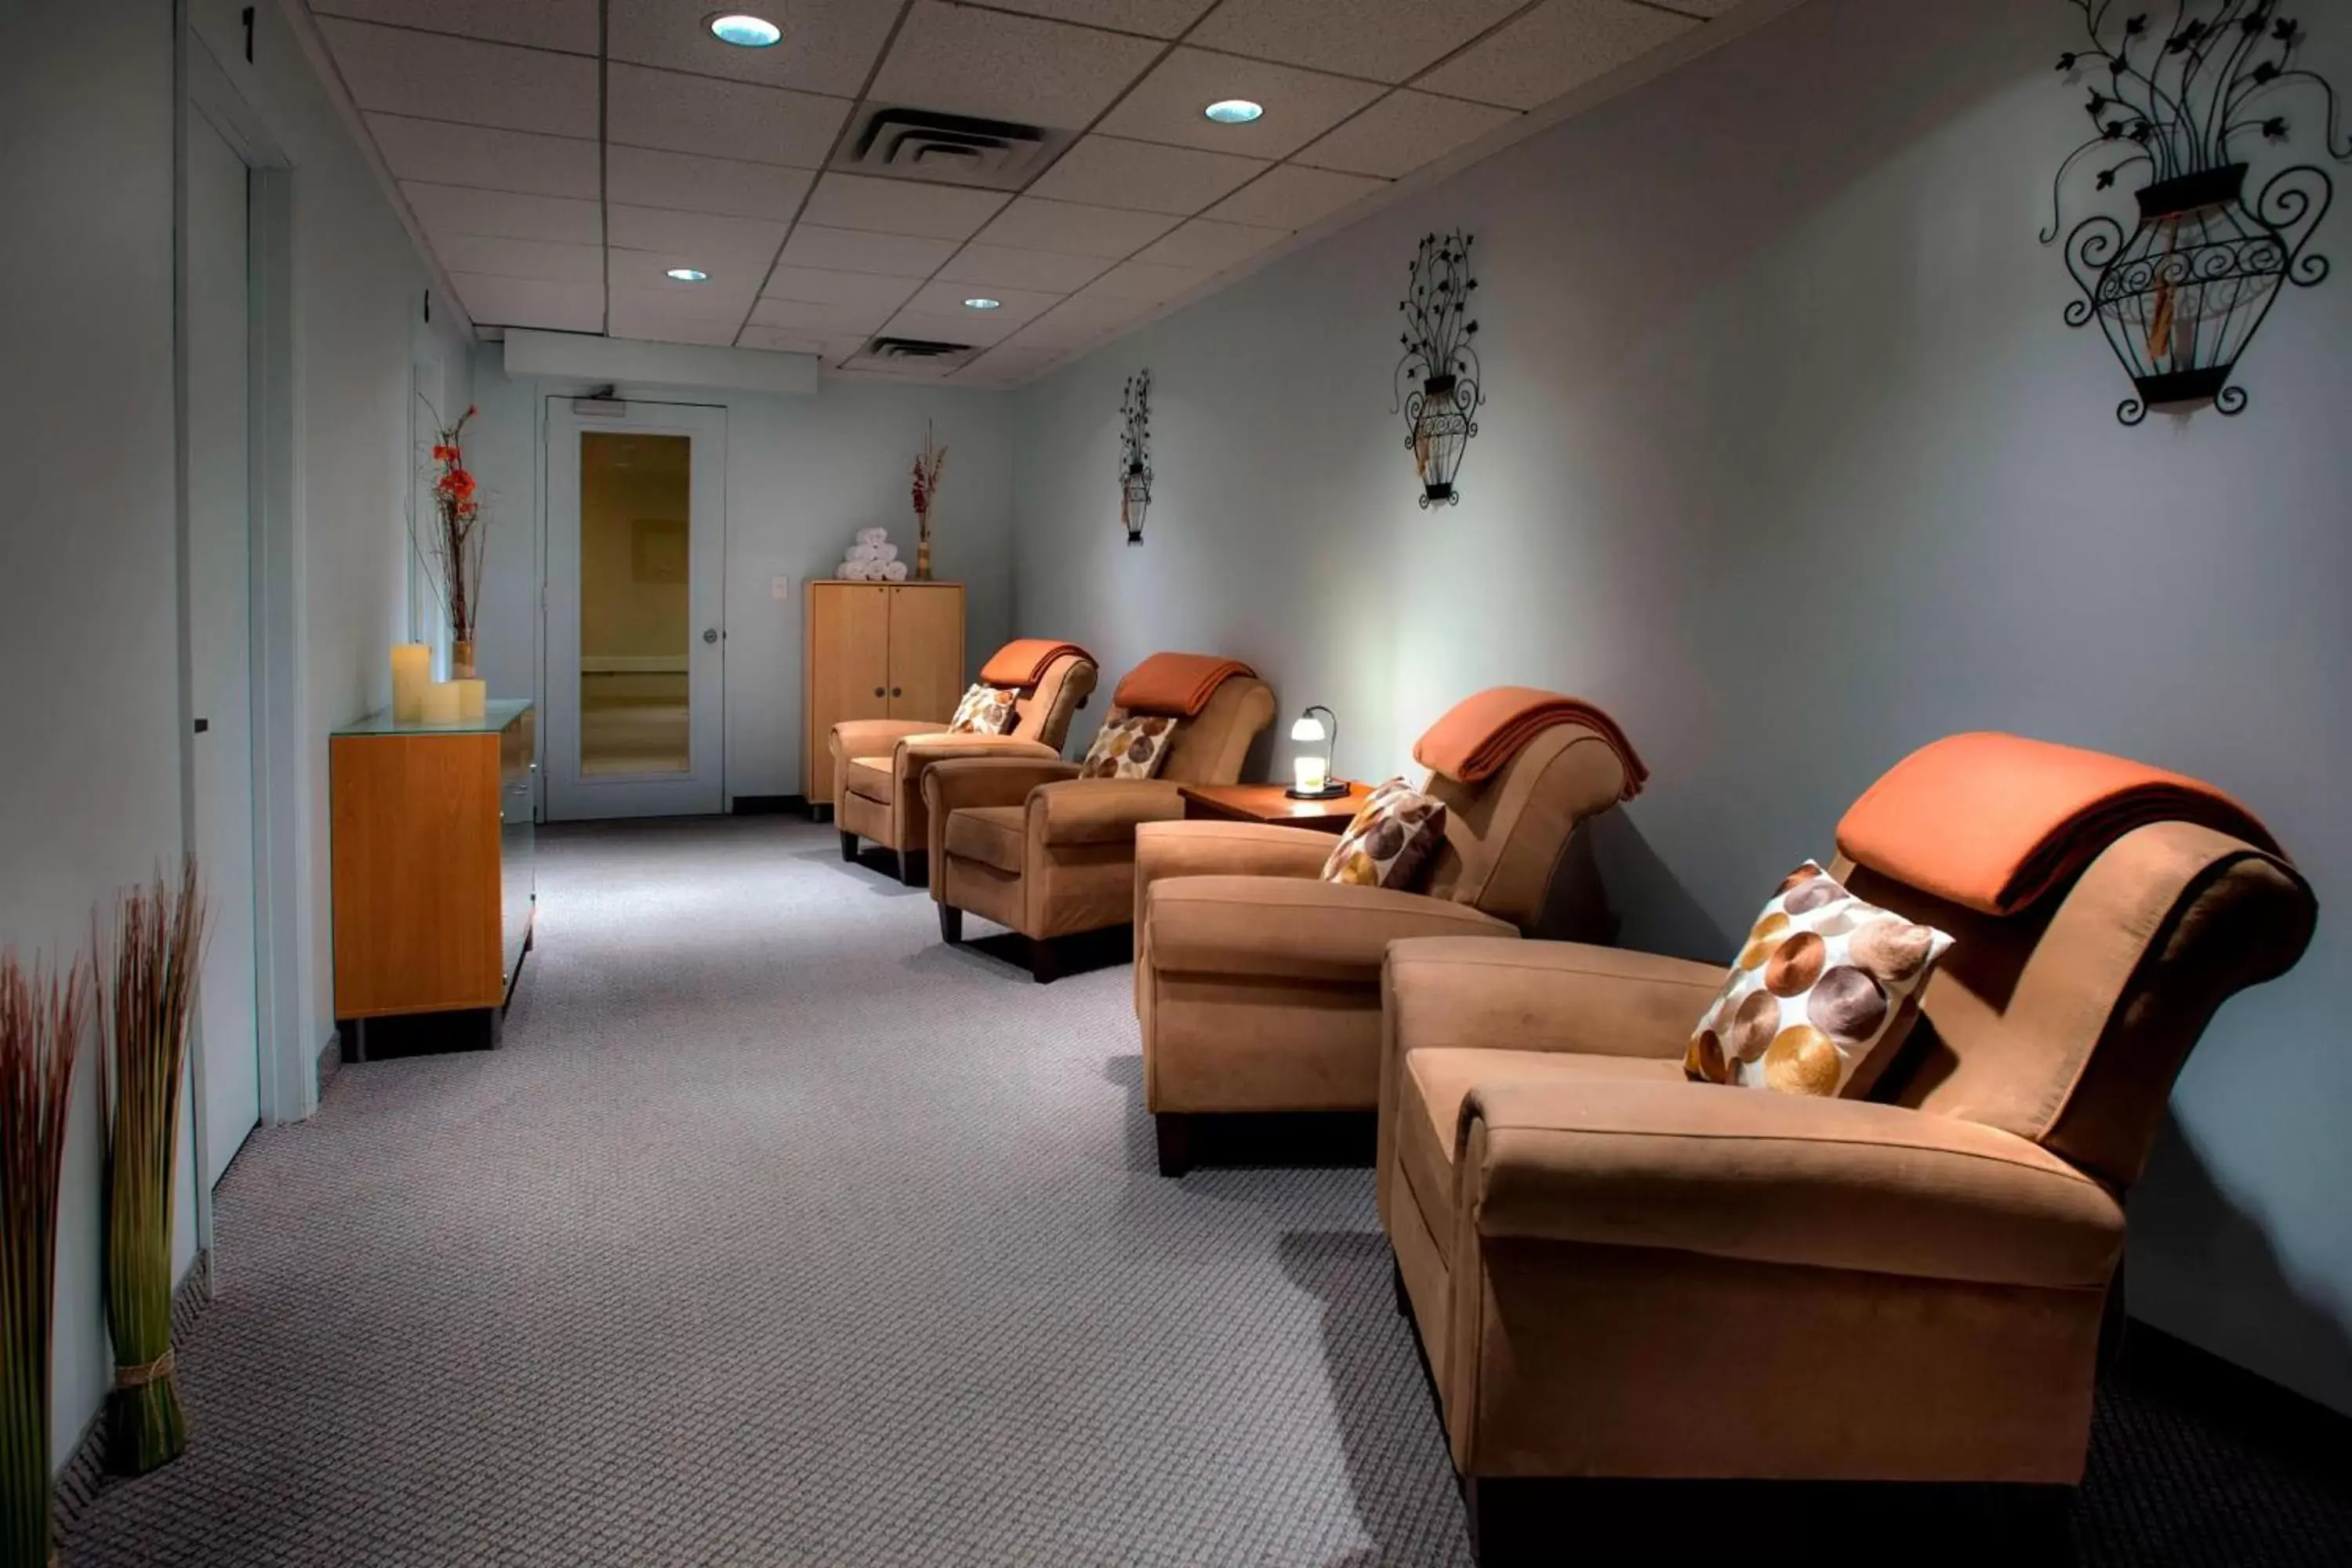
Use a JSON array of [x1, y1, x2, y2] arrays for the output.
[[452, 638, 477, 680], [915, 535, 933, 582]]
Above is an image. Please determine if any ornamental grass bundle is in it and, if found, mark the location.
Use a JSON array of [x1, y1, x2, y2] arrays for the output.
[[96, 861, 205, 1477], [1, 949, 89, 1566]]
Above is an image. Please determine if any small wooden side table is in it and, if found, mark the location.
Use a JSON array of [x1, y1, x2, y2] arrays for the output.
[[1178, 781, 1372, 834]]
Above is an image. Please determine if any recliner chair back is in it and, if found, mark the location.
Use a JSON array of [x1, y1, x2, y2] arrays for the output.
[[1419, 728, 1631, 931], [1005, 652, 1097, 752], [1838, 825, 2312, 1192], [1102, 677, 1276, 786]]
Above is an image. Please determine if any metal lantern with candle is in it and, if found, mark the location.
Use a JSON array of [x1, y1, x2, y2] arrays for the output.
[[1287, 705, 1348, 800]]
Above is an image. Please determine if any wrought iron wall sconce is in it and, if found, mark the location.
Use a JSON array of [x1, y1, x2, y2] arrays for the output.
[[1119, 369, 1152, 544], [1395, 231, 1482, 506], [2043, 2, 2350, 425]]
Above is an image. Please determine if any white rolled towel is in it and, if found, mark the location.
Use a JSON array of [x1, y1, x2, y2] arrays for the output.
[[847, 542, 882, 564], [869, 541, 898, 564], [838, 559, 870, 580], [881, 558, 909, 581], [857, 526, 889, 547]]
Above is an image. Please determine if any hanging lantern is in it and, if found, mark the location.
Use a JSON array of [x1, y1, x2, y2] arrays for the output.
[[1394, 231, 1481, 506], [2045, 6, 2347, 425], [1118, 369, 1152, 544]]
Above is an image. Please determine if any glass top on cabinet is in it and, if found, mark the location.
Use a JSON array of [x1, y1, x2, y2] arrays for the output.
[[333, 699, 534, 738]]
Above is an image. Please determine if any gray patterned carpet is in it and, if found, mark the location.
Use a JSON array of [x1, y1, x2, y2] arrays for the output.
[[61, 817, 1475, 1566]]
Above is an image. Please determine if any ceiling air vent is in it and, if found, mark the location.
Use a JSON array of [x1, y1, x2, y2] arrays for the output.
[[840, 105, 1067, 190], [844, 336, 982, 376]]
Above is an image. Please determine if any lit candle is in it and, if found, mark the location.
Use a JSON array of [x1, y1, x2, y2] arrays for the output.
[[453, 679, 487, 720], [421, 681, 462, 724], [391, 643, 430, 724], [1294, 754, 1328, 794]]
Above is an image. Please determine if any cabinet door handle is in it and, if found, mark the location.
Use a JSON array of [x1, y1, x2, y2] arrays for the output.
[[891, 687, 902, 697], [873, 687, 885, 697]]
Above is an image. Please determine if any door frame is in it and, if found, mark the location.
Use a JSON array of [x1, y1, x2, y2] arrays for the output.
[[539, 397, 730, 819], [178, 5, 299, 1283]]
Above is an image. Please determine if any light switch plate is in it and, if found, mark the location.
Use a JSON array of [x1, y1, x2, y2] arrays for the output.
[[771, 575, 792, 602]]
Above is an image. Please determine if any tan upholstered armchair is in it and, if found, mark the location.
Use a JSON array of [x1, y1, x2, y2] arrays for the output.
[[832, 641, 1096, 885], [1378, 741, 2314, 1560], [924, 660, 1275, 981], [1133, 693, 1642, 1175]]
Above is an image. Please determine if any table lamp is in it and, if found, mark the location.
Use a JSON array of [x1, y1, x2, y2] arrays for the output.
[[1287, 705, 1347, 800]]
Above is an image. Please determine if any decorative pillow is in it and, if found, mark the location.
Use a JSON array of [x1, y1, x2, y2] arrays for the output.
[[1684, 862, 1954, 1098], [1321, 778, 1449, 891], [1078, 714, 1178, 780], [949, 683, 1018, 736]]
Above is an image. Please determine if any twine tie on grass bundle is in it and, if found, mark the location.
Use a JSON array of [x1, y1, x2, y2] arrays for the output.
[[113, 1348, 176, 1391]]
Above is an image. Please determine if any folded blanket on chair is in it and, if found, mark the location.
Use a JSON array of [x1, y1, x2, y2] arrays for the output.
[[1113, 652, 1255, 717], [1835, 731, 2281, 916], [1412, 686, 1649, 797], [980, 638, 1091, 689]]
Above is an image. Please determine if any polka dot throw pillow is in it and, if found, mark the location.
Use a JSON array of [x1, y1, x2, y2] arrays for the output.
[[949, 683, 1018, 735], [1685, 862, 1954, 1098], [1079, 714, 1177, 780], [1319, 778, 1448, 891]]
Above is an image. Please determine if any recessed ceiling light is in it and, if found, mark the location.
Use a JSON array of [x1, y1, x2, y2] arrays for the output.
[[666, 267, 710, 282], [708, 13, 782, 48], [963, 297, 1003, 310], [1203, 99, 1264, 125]]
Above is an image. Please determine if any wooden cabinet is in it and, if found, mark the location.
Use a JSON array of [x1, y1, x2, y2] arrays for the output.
[[803, 580, 964, 804], [330, 701, 535, 1056]]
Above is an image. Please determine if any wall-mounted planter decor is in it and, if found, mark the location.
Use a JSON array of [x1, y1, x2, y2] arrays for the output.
[[1395, 231, 1482, 507], [1119, 370, 1152, 545], [2044, 2, 2350, 425]]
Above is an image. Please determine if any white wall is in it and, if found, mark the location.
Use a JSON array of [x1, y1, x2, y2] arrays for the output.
[[0, 0, 470, 1469], [1012, 0, 2352, 1412], [469, 354, 1017, 801]]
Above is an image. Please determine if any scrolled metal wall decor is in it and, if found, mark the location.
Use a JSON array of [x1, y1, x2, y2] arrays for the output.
[[1395, 231, 1482, 506], [2043, 2, 2350, 425], [1119, 369, 1152, 545]]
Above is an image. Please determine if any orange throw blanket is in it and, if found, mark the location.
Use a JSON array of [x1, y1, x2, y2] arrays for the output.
[[1835, 732, 2281, 916], [979, 638, 1091, 689], [1113, 652, 1256, 717], [1411, 687, 1649, 797]]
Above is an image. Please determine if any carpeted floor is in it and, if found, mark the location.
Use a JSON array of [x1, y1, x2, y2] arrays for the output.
[[58, 817, 2352, 1565]]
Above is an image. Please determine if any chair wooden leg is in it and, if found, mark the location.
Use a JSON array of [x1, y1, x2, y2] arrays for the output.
[[837, 829, 858, 862], [1393, 1260, 1412, 1319], [898, 849, 926, 887], [1027, 936, 1062, 985], [1155, 1112, 1190, 1178], [938, 905, 963, 945]]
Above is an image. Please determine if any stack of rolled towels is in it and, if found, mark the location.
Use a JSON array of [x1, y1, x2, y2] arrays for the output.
[[837, 527, 909, 582]]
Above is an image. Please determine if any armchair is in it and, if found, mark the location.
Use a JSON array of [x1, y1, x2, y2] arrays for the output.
[[1381, 782, 2314, 1559], [832, 642, 1095, 884], [924, 664, 1275, 980], [1134, 707, 1639, 1175]]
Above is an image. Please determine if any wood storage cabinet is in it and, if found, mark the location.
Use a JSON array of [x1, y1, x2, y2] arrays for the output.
[[803, 579, 965, 805]]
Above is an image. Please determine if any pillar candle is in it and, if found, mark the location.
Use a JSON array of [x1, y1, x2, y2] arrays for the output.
[[453, 679, 488, 720], [421, 681, 462, 724], [1294, 755, 1329, 794], [391, 643, 430, 724]]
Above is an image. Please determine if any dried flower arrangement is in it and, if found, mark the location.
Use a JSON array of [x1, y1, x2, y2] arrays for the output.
[[419, 402, 488, 673], [909, 421, 948, 581]]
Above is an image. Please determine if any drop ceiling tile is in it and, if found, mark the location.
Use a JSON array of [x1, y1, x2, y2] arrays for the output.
[[968, 0, 1214, 37], [403, 181, 602, 245], [434, 232, 604, 284], [607, 307, 742, 347], [1204, 164, 1387, 230], [750, 296, 900, 336], [1294, 89, 1521, 178], [447, 273, 603, 331], [935, 244, 1115, 294], [738, 325, 867, 360], [877, 306, 1025, 347], [1080, 259, 1215, 304], [311, 0, 599, 54], [609, 282, 754, 325], [1095, 49, 1385, 160], [1189, 0, 1529, 83], [606, 147, 815, 222], [798, 175, 1011, 241], [607, 205, 789, 268], [950, 346, 1067, 385], [1414, 0, 1697, 111], [777, 224, 960, 278], [1025, 136, 1270, 216], [606, 252, 764, 303], [365, 114, 601, 199], [900, 280, 1065, 328], [1131, 218, 1288, 270], [760, 267, 925, 311], [1012, 292, 1156, 345], [607, 63, 850, 168], [319, 19, 598, 137], [866, 1, 1163, 129], [968, 198, 1181, 260], [607, 0, 897, 96]]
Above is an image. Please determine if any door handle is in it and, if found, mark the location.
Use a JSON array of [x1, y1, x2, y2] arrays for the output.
[[702, 627, 719, 644], [891, 688, 902, 697], [873, 687, 885, 698]]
